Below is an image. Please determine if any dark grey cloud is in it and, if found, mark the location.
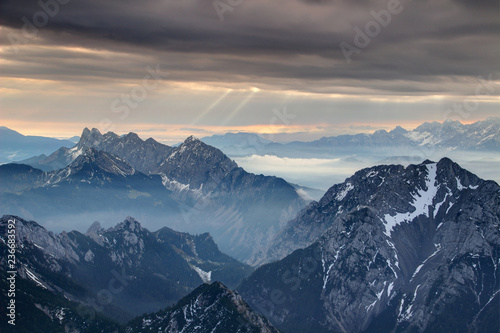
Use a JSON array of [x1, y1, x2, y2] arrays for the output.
[[0, 0, 498, 96]]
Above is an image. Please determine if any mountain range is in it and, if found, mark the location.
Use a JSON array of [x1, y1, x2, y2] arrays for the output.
[[1, 122, 499, 332], [124, 282, 280, 333], [239, 158, 500, 332], [201, 118, 500, 158], [0, 215, 281, 332], [1, 157, 499, 332], [0, 215, 252, 323], [1, 129, 307, 263]]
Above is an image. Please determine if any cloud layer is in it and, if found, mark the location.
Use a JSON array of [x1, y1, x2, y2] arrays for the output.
[[0, 0, 498, 138]]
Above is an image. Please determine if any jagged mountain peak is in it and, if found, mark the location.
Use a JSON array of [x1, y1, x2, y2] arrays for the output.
[[173, 135, 208, 153], [174, 135, 225, 157], [443, 119, 463, 126], [122, 131, 141, 141], [1, 215, 80, 262], [172, 134, 235, 163], [373, 129, 388, 135], [415, 121, 441, 130], [77, 127, 103, 148], [41, 148, 138, 186], [390, 125, 408, 135], [86, 221, 103, 235], [184, 135, 200, 143], [160, 135, 239, 191], [108, 216, 143, 233]]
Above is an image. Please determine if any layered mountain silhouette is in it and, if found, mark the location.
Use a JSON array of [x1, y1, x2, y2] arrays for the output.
[[2, 124, 499, 332], [0, 215, 252, 324], [1, 157, 498, 332], [201, 118, 500, 158], [1, 129, 307, 262], [0, 148, 181, 232], [0, 126, 75, 164]]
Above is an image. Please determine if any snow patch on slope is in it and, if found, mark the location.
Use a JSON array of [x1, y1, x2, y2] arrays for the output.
[[383, 163, 438, 237], [68, 146, 83, 160], [456, 177, 478, 190], [191, 266, 212, 283], [336, 182, 354, 201], [25, 268, 47, 289]]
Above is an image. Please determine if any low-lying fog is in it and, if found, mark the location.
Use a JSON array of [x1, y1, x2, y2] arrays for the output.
[[234, 151, 500, 193]]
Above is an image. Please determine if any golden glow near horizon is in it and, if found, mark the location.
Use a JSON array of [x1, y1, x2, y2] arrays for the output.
[[1, 118, 487, 146], [1, 36, 498, 142]]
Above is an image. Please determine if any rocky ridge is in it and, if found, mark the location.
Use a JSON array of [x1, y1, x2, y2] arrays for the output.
[[0, 215, 252, 323]]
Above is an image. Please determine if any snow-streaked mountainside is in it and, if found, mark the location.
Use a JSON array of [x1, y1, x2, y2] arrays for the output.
[[314, 118, 499, 150], [0, 215, 252, 323], [3, 129, 307, 262], [254, 158, 488, 264], [240, 158, 500, 332], [201, 118, 500, 158], [125, 281, 280, 333], [0, 126, 75, 164]]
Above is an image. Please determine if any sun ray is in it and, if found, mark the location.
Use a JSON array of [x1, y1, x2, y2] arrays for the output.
[[220, 90, 258, 126], [189, 89, 233, 125]]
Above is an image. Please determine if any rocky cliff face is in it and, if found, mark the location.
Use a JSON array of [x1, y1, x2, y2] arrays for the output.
[[240, 158, 500, 332], [158, 135, 239, 191]]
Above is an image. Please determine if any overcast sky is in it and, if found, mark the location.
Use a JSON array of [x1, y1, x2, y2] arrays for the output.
[[0, 0, 498, 143]]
